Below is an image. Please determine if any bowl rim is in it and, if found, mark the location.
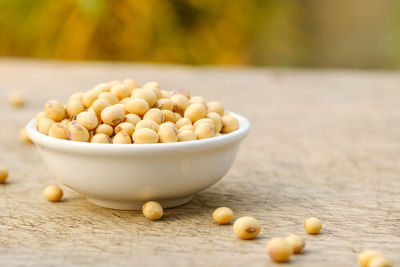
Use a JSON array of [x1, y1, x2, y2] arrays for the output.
[[27, 112, 251, 154]]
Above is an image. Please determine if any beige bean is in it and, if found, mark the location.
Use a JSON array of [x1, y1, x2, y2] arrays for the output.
[[45, 100, 66, 122], [101, 106, 125, 126], [143, 108, 164, 124], [212, 207, 234, 225], [156, 98, 173, 110], [142, 81, 160, 89], [221, 115, 239, 134], [38, 118, 56, 135], [120, 97, 131, 104], [158, 123, 178, 143], [266, 238, 292, 262], [125, 114, 141, 126], [123, 78, 140, 92], [176, 118, 192, 129], [171, 89, 191, 99], [91, 99, 111, 115], [177, 130, 196, 142], [233, 216, 261, 240], [178, 124, 194, 133], [98, 92, 119, 105], [43, 185, 63, 202], [304, 217, 322, 234], [206, 101, 224, 116], [162, 110, 177, 123], [35, 111, 47, 128], [66, 99, 85, 118], [190, 96, 205, 105], [95, 124, 114, 136], [132, 128, 159, 144], [111, 84, 131, 100], [113, 132, 132, 144], [126, 98, 149, 115], [135, 119, 159, 132], [8, 91, 25, 108], [92, 83, 112, 93], [115, 122, 135, 136], [142, 201, 163, 220], [82, 90, 100, 108], [19, 128, 32, 144], [68, 92, 84, 102], [131, 88, 157, 107], [193, 118, 213, 129], [76, 111, 98, 130], [49, 123, 68, 139], [174, 112, 183, 121], [184, 103, 207, 123], [195, 123, 214, 139], [207, 112, 223, 133], [285, 235, 305, 254], [171, 94, 189, 114], [67, 125, 90, 142], [0, 165, 9, 183], [91, 133, 112, 143]]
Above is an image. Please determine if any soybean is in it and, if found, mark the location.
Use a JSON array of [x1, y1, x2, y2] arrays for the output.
[[67, 125, 90, 142], [19, 128, 32, 144], [45, 100, 65, 122], [8, 91, 25, 108], [0, 166, 9, 183], [158, 123, 178, 143], [95, 124, 114, 136], [132, 128, 159, 144], [126, 98, 149, 115], [177, 130, 196, 142], [206, 101, 224, 116], [114, 122, 135, 136], [143, 108, 164, 124], [184, 103, 207, 123], [232, 216, 261, 240], [49, 123, 68, 140], [142, 201, 163, 220], [98, 92, 119, 105], [113, 132, 132, 144], [285, 235, 305, 254], [91, 133, 112, 144], [304, 217, 322, 234], [212, 207, 234, 225], [266, 238, 293, 262], [135, 119, 159, 132], [131, 88, 157, 107], [170, 94, 189, 114], [125, 113, 141, 126], [66, 99, 85, 118], [101, 106, 125, 126], [76, 111, 98, 130], [111, 84, 131, 100], [195, 123, 214, 139], [43, 185, 63, 202], [38, 118, 56, 135], [221, 115, 239, 134]]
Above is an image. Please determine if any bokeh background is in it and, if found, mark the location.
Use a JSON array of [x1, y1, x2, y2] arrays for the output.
[[0, 0, 398, 68]]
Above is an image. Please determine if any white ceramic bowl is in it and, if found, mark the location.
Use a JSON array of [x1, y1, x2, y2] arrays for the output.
[[27, 112, 250, 210]]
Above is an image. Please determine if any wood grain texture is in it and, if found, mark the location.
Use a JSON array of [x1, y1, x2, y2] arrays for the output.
[[0, 59, 399, 266]]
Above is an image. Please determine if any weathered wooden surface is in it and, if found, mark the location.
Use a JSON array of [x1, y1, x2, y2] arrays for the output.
[[0, 59, 399, 266]]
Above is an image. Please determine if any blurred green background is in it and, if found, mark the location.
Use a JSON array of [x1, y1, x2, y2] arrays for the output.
[[0, 0, 398, 68]]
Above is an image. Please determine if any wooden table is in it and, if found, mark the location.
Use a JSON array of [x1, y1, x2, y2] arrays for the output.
[[0, 60, 399, 266]]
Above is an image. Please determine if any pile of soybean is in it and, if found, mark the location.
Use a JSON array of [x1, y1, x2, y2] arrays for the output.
[[35, 79, 239, 144]]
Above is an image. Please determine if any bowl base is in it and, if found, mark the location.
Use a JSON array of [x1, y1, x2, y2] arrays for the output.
[[86, 195, 193, 210]]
